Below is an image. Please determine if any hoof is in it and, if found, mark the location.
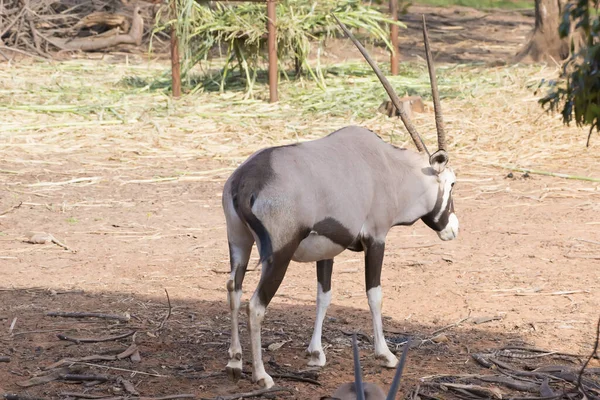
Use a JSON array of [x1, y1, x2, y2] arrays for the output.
[[254, 373, 275, 389], [376, 352, 398, 368], [226, 365, 242, 382], [307, 349, 326, 367], [226, 357, 243, 382]]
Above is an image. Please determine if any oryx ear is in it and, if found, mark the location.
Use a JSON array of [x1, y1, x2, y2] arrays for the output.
[[429, 150, 449, 173]]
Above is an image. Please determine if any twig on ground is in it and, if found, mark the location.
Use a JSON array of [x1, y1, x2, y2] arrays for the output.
[[0, 356, 11, 362], [57, 330, 135, 344], [271, 373, 320, 386], [45, 311, 130, 322], [577, 316, 600, 398], [156, 288, 172, 332], [59, 393, 111, 399], [490, 164, 600, 182], [0, 202, 22, 216], [117, 343, 138, 359], [24, 232, 76, 252], [140, 396, 196, 400], [117, 376, 140, 396], [59, 374, 108, 382], [3, 394, 48, 400], [45, 354, 118, 370], [9, 317, 17, 334], [202, 387, 292, 400], [72, 362, 165, 377], [429, 312, 471, 337]]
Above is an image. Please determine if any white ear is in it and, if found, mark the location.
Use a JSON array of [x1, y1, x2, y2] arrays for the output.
[[429, 150, 449, 173]]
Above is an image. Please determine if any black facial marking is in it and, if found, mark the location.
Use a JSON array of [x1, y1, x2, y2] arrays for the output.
[[313, 218, 356, 248], [421, 187, 453, 232], [363, 238, 385, 291], [316, 259, 334, 292]]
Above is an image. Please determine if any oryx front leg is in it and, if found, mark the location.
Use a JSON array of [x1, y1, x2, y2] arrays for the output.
[[225, 233, 253, 382], [364, 240, 398, 368], [307, 259, 333, 367], [247, 248, 295, 389]]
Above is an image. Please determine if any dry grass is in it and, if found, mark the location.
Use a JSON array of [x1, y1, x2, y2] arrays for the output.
[[1, 55, 599, 183]]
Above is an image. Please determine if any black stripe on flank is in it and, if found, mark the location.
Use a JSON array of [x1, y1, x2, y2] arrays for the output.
[[313, 218, 356, 248]]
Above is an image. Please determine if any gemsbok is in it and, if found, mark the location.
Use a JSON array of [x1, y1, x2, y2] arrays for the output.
[[221, 14, 458, 388]]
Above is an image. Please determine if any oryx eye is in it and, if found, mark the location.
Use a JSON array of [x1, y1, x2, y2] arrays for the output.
[[451, 182, 455, 188]]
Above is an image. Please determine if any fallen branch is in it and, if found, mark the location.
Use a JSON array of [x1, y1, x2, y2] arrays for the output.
[[25, 232, 76, 253], [56, 6, 143, 52], [429, 312, 472, 337], [59, 394, 111, 399], [577, 316, 600, 398], [45, 311, 130, 322], [156, 288, 172, 332], [490, 164, 600, 182], [0, 356, 10, 362], [0, 202, 22, 216], [117, 377, 139, 396], [3, 394, 48, 400], [59, 374, 108, 382], [271, 373, 320, 386], [57, 330, 135, 344], [202, 387, 292, 400], [140, 396, 196, 400], [72, 361, 164, 377]]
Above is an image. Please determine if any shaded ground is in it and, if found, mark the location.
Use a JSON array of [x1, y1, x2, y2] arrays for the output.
[[311, 5, 534, 66], [1, 4, 599, 400]]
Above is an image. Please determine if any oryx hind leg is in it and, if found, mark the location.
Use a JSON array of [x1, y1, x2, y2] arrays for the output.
[[247, 239, 299, 389], [307, 258, 333, 366], [225, 218, 254, 382], [364, 239, 398, 368]]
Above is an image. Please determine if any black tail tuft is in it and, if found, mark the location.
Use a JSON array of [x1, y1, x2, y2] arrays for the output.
[[232, 191, 273, 268]]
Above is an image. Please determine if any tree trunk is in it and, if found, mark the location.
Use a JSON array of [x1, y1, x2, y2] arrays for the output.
[[515, 0, 568, 63]]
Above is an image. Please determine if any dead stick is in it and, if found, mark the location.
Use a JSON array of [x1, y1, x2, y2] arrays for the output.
[[577, 315, 600, 397], [117, 343, 138, 359], [45, 311, 130, 322], [201, 387, 292, 400], [117, 377, 139, 396], [430, 312, 471, 336], [0, 356, 11, 362], [3, 395, 48, 400], [57, 330, 135, 344], [73, 361, 165, 377], [0, 201, 22, 216], [140, 396, 196, 400], [60, 374, 108, 382], [156, 288, 172, 331], [59, 394, 111, 399], [270, 373, 320, 386]]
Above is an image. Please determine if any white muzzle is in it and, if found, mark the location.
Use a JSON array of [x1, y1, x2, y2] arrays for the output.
[[437, 213, 459, 241]]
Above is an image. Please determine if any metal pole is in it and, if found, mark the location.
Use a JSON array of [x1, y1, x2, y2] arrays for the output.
[[170, 0, 182, 98], [267, 0, 278, 103], [390, 0, 399, 75]]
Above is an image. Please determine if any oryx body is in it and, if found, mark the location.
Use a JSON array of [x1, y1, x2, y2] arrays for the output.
[[221, 15, 458, 389]]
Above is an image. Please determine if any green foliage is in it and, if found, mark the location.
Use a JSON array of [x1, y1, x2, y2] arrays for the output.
[[539, 0, 600, 145], [152, 0, 404, 94], [410, 0, 532, 9]]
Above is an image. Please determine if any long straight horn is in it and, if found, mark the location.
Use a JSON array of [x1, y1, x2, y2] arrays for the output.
[[352, 334, 366, 400], [385, 339, 411, 400], [332, 13, 429, 156], [422, 15, 446, 152]]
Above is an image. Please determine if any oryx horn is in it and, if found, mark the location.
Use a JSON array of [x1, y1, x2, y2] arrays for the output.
[[331, 13, 429, 156], [422, 15, 447, 152], [385, 339, 411, 400], [351, 333, 366, 400]]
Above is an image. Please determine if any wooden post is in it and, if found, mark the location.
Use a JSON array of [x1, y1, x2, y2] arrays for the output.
[[390, 0, 399, 75], [266, 0, 278, 103], [170, 0, 182, 98]]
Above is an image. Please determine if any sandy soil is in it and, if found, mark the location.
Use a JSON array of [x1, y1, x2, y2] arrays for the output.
[[0, 4, 599, 400]]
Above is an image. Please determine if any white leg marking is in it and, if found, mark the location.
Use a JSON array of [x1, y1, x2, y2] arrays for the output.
[[307, 283, 332, 366], [248, 295, 274, 388], [226, 277, 243, 380], [367, 286, 398, 368]]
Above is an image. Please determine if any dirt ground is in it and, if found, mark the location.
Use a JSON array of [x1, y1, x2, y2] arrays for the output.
[[1, 4, 599, 400]]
